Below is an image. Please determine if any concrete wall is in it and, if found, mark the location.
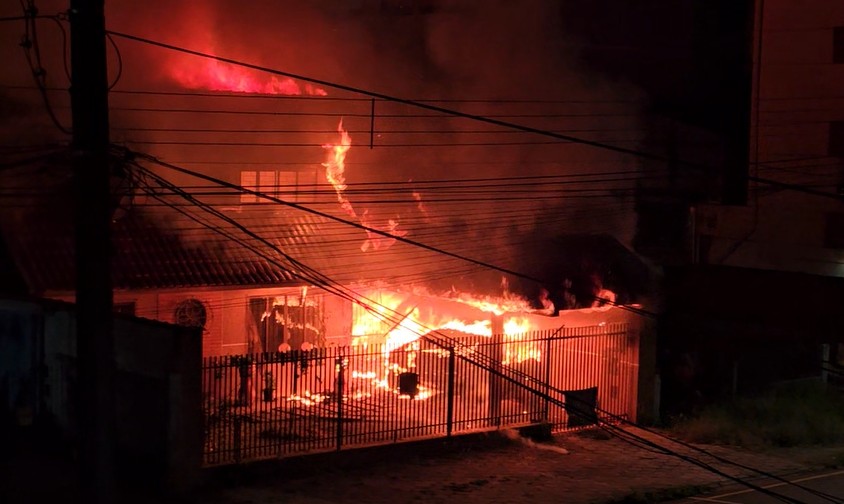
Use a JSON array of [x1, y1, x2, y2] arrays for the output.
[[0, 301, 42, 428], [2, 297, 203, 494]]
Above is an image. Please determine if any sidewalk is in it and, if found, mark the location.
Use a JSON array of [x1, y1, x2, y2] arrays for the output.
[[199, 428, 844, 504]]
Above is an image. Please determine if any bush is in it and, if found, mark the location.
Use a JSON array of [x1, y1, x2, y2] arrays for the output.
[[671, 380, 844, 448]]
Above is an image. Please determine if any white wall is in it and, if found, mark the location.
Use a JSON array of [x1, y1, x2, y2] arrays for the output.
[[50, 285, 354, 357]]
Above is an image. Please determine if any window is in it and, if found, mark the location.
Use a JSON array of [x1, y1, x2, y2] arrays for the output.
[[248, 294, 324, 353], [240, 170, 318, 204], [835, 27, 844, 64], [829, 121, 844, 157]]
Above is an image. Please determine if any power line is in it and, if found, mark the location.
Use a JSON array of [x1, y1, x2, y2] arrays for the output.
[[105, 30, 843, 203], [121, 140, 646, 148], [128, 161, 835, 503], [126, 148, 652, 317], [105, 106, 640, 119], [17, 8, 71, 135], [0, 84, 646, 104]]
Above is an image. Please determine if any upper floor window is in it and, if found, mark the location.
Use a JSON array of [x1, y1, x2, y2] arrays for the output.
[[834, 27, 844, 63], [240, 169, 318, 204]]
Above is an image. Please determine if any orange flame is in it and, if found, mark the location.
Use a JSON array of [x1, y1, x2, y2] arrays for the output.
[[502, 317, 541, 365], [351, 288, 541, 362], [169, 59, 328, 95], [160, 4, 326, 95], [322, 119, 356, 217], [348, 289, 547, 403], [321, 120, 408, 251]]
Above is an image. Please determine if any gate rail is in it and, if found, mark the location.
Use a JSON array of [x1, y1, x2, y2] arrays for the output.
[[202, 324, 638, 466]]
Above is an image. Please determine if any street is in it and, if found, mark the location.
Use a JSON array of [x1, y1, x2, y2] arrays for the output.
[[672, 469, 844, 504]]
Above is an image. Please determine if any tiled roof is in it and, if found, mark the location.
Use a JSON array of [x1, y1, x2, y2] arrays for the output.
[[4, 207, 317, 292], [0, 158, 367, 291], [0, 166, 443, 292], [0, 156, 654, 300]]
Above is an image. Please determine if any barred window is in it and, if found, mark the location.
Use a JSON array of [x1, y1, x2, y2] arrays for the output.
[[240, 170, 318, 204]]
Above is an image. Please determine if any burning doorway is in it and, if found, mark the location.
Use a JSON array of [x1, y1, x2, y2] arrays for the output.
[[248, 290, 325, 353]]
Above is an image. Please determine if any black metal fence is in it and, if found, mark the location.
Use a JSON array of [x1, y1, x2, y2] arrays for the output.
[[202, 323, 638, 466]]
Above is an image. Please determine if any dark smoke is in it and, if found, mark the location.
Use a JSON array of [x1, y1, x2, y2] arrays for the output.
[[1, 0, 652, 306]]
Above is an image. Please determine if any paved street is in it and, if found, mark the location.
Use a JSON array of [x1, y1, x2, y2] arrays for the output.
[[671, 469, 844, 504], [202, 428, 844, 504]]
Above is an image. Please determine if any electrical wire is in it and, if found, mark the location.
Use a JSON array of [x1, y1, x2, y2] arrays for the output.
[[85, 158, 840, 502], [105, 30, 843, 203], [17, 4, 71, 135], [106, 32, 123, 91], [123, 155, 844, 502], [126, 148, 651, 317]]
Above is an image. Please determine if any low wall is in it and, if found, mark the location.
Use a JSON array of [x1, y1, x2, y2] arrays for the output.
[[0, 297, 203, 494]]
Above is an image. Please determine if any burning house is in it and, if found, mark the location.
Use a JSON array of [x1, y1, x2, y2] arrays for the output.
[[0, 0, 658, 463]]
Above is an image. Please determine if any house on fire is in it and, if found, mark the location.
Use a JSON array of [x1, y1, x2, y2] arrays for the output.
[[0, 156, 654, 359], [0, 156, 660, 443]]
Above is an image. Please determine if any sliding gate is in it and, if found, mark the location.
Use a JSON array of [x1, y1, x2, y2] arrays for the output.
[[202, 324, 638, 466]]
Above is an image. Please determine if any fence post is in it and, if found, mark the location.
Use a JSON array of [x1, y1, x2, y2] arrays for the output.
[[336, 356, 344, 451], [233, 416, 242, 464], [543, 335, 552, 423], [446, 346, 455, 437]]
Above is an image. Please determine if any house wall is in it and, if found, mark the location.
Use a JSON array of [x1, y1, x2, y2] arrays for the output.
[[52, 285, 355, 357], [699, 0, 844, 276]]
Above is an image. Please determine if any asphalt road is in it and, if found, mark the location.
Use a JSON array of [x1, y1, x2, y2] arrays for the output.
[[672, 469, 844, 504]]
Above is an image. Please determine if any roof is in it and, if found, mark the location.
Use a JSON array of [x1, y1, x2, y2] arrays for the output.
[[6, 208, 309, 292], [0, 154, 460, 293], [0, 153, 655, 303], [0, 155, 366, 292]]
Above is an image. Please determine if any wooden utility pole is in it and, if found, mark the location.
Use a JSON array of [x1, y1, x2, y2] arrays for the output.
[[69, 1, 115, 503]]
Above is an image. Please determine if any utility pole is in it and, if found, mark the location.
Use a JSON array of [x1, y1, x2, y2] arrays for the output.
[[69, 1, 115, 503]]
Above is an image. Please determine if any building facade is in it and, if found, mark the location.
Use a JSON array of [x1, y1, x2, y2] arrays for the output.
[[697, 0, 844, 276]]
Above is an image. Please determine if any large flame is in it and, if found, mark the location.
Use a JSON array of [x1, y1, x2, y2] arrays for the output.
[[321, 120, 408, 251], [163, 5, 326, 96], [348, 288, 544, 400], [169, 59, 328, 95], [351, 287, 544, 360], [322, 120, 356, 217]]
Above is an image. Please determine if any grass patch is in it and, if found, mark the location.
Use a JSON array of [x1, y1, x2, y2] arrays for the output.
[[670, 380, 844, 448]]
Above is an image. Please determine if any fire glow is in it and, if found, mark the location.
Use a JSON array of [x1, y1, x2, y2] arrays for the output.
[[168, 53, 327, 95], [163, 13, 326, 96], [345, 287, 547, 401], [322, 120, 408, 252], [351, 287, 546, 364]]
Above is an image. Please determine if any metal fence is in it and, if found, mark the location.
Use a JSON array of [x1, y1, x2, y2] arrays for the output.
[[202, 323, 638, 466]]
